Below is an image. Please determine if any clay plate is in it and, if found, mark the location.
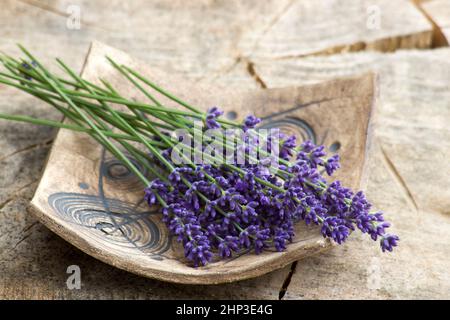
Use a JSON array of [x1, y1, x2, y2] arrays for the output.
[[28, 42, 376, 284]]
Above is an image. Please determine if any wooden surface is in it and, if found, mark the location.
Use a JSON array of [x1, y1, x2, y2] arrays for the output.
[[240, 0, 433, 58], [420, 0, 450, 46], [0, 0, 449, 299]]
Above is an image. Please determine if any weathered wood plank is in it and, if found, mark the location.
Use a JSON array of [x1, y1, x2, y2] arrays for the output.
[[252, 48, 450, 299], [0, 0, 435, 73], [1, 0, 291, 82], [239, 0, 433, 59]]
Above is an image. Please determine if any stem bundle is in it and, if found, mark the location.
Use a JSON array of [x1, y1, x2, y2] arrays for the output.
[[0, 46, 399, 267]]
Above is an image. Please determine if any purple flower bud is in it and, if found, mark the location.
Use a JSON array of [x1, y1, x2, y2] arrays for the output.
[[279, 135, 297, 160], [380, 234, 400, 252], [300, 140, 316, 153], [325, 154, 340, 176], [144, 124, 398, 267], [274, 228, 290, 251], [254, 227, 270, 254], [243, 115, 261, 131], [184, 234, 213, 267], [205, 107, 224, 129], [218, 236, 239, 258], [168, 170, 181, 183]]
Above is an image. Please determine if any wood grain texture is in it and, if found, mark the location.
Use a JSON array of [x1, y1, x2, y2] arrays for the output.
[[239, 0, 433, 59], [27, 42, 374, 284], [0, 0, 434, 73], [0, 0, 292, 83], [252, 48, 450, 299]]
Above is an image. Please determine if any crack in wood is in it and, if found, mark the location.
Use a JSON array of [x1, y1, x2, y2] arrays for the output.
[[16, 179, 39, 194], [9, 233, 32, 251], [200, 55, 243, 82], [380, 145, 419, 212], [411, 0, 449, 47], [278, 261, 297, 300], [0, 139, 53, 163], [21, 221, 39, 234], [0, 180, 39, 208], [262, 0, 296, 39], [246, 0, 296, 57], [5, 221, 40, 254], [245, 60, 267, 88], [0, 198, 13, 211]]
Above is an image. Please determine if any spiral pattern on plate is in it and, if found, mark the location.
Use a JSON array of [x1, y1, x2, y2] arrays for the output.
[[260, 116, 316, 144], [101, 156, 149, 192], [48, 192, 170, 255]]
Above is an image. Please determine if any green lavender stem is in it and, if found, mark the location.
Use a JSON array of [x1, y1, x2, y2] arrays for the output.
[[0, 47, 330, 199], [17, 45, 151, 185]]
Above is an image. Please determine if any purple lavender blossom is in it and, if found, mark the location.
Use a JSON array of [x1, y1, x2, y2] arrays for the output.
[[144, 109, 399, 267], [273, 228, 291, 251], [243, 115, 261, 131], [325, 154, 340, 176], [321, 216, 350, 245], [218, 236, 240, 258], [297, 143, 326, 168], [380, 234, 400, 252], [185, 235, 213, 267], [205, 107, 223, 129], [300, 140, 316, 152], [280, 135, 296, 160], [253, 227, 271, 254]]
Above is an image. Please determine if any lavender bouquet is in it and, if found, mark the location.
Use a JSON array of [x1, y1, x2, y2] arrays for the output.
[[0, 46, 398, 267]]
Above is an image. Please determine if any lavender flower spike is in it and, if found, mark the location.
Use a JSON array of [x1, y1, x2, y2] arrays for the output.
[[205, 106, 223, 129], [0, 51, 400, 269], [380, 234, 400, 252], [243, 115, 261, 131]]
